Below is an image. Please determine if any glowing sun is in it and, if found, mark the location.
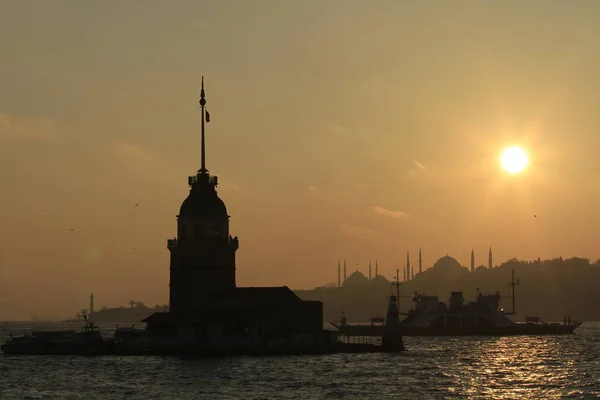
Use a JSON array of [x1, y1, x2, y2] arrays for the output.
[[500, 146, 528, 174]]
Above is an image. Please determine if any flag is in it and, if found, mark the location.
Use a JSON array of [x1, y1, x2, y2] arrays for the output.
[[205, 111, 211, 123]]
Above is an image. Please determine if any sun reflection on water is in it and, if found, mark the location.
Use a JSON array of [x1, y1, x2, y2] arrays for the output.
[[438, 335, 594, 399]]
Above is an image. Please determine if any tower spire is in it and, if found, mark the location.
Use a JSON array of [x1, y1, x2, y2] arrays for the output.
[[489, 246, 493, 270], [471, 249, 475, 273], [418, 248, 422, 274], [199, 76, 208, 174]]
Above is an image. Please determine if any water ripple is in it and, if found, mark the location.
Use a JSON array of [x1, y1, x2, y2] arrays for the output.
[[1, 322, 599, 399]]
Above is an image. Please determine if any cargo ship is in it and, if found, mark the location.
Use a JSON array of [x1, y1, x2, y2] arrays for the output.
[[334, 269, 582, 336]]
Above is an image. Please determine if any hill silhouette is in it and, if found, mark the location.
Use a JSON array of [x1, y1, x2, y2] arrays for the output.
[[295, 256, 600, 324], [79, 256, 599, 324], [80, 302, 168, 323]]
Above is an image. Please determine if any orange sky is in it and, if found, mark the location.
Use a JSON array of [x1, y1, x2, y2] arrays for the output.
[[1, 1, 600, 319]]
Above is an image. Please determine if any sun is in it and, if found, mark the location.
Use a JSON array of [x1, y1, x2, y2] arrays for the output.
[[500, 146, 528, 174]]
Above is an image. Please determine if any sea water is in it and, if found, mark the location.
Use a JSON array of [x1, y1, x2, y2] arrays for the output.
[[1, 321, 599, 399]]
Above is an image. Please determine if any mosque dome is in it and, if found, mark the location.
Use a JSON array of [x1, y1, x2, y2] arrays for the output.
[[179, 179, 228, 218], [343, 271, 369, 286], [430, 255, 469, 277], [433, 255, 462, 270]]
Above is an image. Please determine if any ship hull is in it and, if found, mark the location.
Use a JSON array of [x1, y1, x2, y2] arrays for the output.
[[335, 324, 577, 337], [1, 342, 111, 356], [108, 344, 404, 356], [1, 341, 404, 356], [398, 325, 575, 336]]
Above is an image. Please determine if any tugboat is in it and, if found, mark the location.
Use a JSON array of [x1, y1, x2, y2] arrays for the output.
[[333, 290, 406, 352], [1, 312, 110, 355]]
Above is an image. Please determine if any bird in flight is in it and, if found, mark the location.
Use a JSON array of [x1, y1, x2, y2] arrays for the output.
[[134, 203, 139, 207]]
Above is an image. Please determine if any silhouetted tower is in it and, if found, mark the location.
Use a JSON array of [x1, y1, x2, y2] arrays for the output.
[[369, 261, 372, 280], [168, 77, 239, 313], [411, 263, 414, 280], [337, 260, 341, 288], [343, 260, 347, 283], [89, 293, 94, 315], [471, 249, 475, 273], [418, 248, 422, 274], [406, 251, 410, 282], [375, 259, 379, 278], [489, 247, 493, 270]]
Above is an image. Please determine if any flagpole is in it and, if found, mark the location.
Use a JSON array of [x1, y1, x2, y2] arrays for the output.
[[199, 76, 207, 174]]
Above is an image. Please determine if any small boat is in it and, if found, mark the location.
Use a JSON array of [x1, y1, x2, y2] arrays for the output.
[[114, 324, 147, 339], [1, 313, 110, 355], [110, 324, 150, 354]]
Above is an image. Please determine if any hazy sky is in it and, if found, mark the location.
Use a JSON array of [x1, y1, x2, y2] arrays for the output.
[[2, 1, 600, 319]]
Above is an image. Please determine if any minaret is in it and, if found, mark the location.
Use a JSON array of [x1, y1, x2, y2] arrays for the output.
[[411, 263, 414, 280], [89, 293, 94, 315], [168, 77, 239, 313], [406, 251, 410, 282], [337, 260, 341, 288], [369, 261, 372, 280], [471, 249, 475, 273], [489, 247, 493, 270], [343, 260, 347, 284], [418, 248, 422, 274], [375, 259, 379, 278]]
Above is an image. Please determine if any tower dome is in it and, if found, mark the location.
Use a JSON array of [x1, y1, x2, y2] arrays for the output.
[[179, 175, 228, 218]]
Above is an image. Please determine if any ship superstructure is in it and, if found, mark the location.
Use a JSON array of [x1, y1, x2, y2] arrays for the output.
[[397, 269, 579, 335], [335, 269, 581, 336]]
